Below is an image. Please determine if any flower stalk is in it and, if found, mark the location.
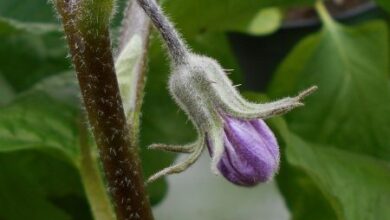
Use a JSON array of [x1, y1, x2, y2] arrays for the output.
[[135, 0, 189, 65], [52, 0, 154, 219]]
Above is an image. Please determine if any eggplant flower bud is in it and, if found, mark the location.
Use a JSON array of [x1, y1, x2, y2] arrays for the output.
[[134, 0, 317, 185], [209, 117, 279, 186], [147, 54, 317, 185]]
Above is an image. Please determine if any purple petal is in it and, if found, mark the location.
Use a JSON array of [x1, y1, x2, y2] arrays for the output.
[[207, 117, 280, 186]]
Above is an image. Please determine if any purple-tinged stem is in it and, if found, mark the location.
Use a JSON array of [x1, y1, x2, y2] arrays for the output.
[[53, 0, 154, 219]]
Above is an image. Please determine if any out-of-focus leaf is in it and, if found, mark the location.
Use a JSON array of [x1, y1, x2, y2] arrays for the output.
[[244, 7, 282, 36], [0, 17, 59, 34], [276, 155, 338, 220], [0, 151, 91, 220], [376, 0, 390, 13], [0, 91, 80, 160], [0, 18, 68, 92], [0, 0, 56, 23], [1, 68, 173, 207], [0, 72, 93, 220], [162, 0, 313, 36], [268, 18, 390, 220], [0, 74, 15, 106], [283, 132, 390, 220], [33, 72, 80, 107], [269, 20, 390, 160]]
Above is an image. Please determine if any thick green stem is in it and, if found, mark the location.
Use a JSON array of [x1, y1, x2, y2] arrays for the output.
[[79, 121, 116, 220]]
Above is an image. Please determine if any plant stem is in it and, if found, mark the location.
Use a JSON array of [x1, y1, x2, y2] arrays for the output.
[[53, 1, 154, 219], [135, 0, 189, 65], [79, 120, 116, 220]]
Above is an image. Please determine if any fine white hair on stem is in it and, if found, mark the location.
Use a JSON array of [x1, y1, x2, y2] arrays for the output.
[[136, 0, 189, 65]]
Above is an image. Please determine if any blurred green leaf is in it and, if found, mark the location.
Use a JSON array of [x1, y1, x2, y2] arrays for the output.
[[0, 0, 56, 23], [376, 0, 390, 13], [0, 18, 69, 92], [269, 18, 390, 220], [270, 20, 390, 160], [0, 17, 59, 34], [276, 155, 339, 220], [163, 0, 313, 36], [0, 151, 91, 220], [0, 74, 15, 106], [32, 72, 81, 107], [0, 69, 176, 209], [0, 76, 92, 220], [0, 91, 80, 160], [246, 7, 282, 36], [283, 132, 390, 220]]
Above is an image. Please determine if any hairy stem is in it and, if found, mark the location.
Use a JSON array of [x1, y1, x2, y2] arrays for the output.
[[135, 0, 189, 65], [53, 1, 154, 219], [79, 120, 116, 220]]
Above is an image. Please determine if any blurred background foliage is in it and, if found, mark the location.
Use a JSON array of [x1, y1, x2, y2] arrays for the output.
[[0, 0, 389, 220]]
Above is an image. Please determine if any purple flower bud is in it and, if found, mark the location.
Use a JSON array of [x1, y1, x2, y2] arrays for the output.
[[207, 117, 280, 186], [132, 0, 316, 185], [145, 52, 315, 184]]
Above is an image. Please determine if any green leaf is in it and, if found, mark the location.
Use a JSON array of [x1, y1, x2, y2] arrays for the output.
[[0, 150, 91, 220], [115, 34, 144, 118], [0, 74, 97, 220], [0, 74, 15, 106], [1, 69, 174, 209], [32, 72, 81, 107], [276, 156, 338, 220], [268, 15, 390, 220], [0, 18, 69, 92], [0, 93, 93, 216], [269, 20, 390, 160], [283, 132, 390, 220], [0, 17, 59, 34], [0, 91, 80, 160], [245, 7, 282, 36], [162, 0, 312, 36], [0, 0, 57, 23], [376, 0, 390, 13]]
